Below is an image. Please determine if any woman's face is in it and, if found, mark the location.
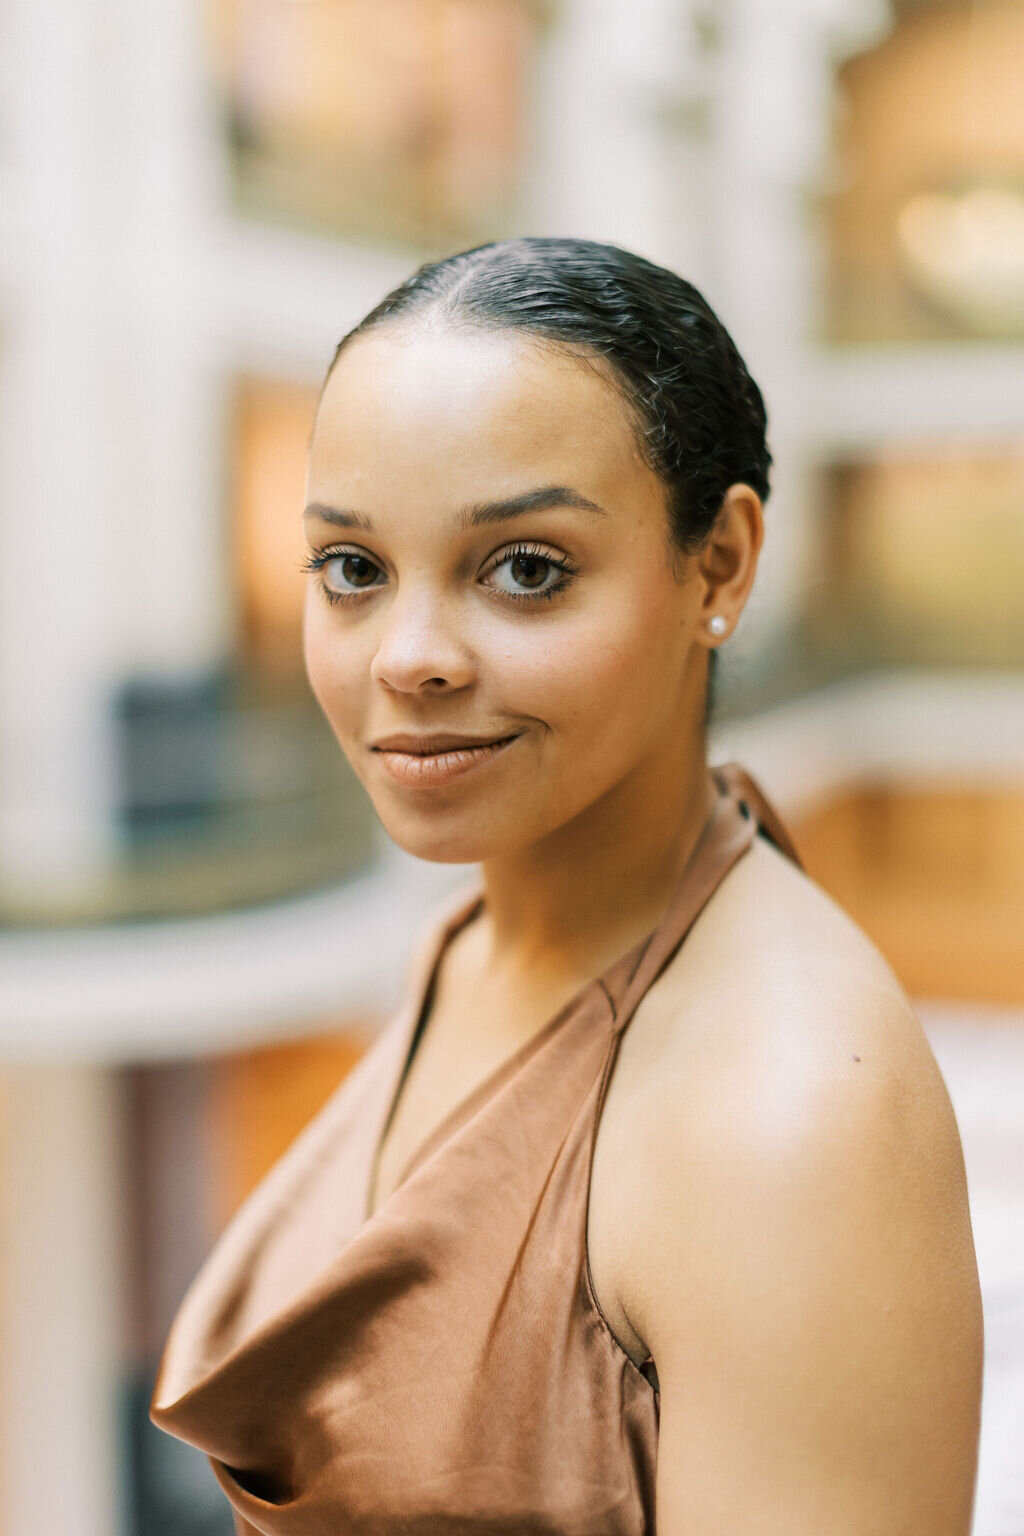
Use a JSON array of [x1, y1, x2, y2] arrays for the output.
[[304, 325, 712, 864]]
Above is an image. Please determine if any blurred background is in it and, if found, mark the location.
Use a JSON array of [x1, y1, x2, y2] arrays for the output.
[[0, 0, 1021, 1531]]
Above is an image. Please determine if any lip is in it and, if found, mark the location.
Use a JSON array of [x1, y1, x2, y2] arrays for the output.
[[371, 730, 521, 788], [372, 731, 518, 754]]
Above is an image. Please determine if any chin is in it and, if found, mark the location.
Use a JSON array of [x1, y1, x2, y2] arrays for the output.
[[380, 823, 497, 866], [375, 805, 522, 866]]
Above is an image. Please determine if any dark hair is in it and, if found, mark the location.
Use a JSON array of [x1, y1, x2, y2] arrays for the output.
[[326, 236, 771, 554]]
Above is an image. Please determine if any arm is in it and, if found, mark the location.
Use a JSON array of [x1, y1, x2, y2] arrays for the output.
[[627, 1001, 983, 1536]]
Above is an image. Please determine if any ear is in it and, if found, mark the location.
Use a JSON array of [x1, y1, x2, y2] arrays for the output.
[[694, 484, 764, 649]]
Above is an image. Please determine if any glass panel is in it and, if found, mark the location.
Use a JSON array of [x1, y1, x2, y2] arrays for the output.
[[823, 0, 1024, 342], [209, 0, 538, 245], [805, 448, 1024, 670]]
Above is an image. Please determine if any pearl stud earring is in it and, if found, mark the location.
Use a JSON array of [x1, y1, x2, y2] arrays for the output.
[[708, 615, 728, 637]]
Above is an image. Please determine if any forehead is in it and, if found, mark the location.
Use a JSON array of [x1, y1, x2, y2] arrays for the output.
[[308, 325, 650, 511]]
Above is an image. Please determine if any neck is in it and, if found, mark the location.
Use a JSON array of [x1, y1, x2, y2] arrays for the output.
[[477, 739, 717, 987]]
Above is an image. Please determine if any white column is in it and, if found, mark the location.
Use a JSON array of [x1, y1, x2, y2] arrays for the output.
[[705, 0, 894, 645], [0, 0, 117, 904], [96, 0, 234, 677], [528, 0, 710, 274], [0, 1066, 125, 1536], [0, 0, 232, 914]]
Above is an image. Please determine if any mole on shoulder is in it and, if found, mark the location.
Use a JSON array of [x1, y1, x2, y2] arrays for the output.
[[852, 1054, 862, 1062]]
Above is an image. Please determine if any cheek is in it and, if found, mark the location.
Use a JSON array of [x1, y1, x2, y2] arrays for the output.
[[495, 578, 689, 737], [302, 600, 369, 742]]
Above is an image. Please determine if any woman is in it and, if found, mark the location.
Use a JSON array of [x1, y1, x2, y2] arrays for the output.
[[151, 239, 983, 1535]]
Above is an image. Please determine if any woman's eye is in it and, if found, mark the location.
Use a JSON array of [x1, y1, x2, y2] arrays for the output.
[[485, 548, 570, 598], [299, 545, 388, 605], [322, 552, 385, 593]]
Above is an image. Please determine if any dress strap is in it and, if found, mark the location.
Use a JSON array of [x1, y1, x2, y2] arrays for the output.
[[711, 762, 804, 868], [602, 763, 800, 1032]]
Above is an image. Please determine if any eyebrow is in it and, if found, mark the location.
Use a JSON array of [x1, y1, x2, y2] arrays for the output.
[[302, 485, 608, 533]]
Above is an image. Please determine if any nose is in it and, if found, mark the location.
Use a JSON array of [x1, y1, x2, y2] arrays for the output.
[[369, 587, 476, 696]]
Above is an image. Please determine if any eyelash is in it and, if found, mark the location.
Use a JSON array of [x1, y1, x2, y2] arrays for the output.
[[299, 542, 578, 608]]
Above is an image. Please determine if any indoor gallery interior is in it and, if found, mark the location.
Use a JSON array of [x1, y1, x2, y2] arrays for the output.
[[0, 0, 1021, 1532]]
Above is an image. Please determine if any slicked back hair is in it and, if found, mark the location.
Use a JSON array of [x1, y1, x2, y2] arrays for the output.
[[326, 236, 771, 555]]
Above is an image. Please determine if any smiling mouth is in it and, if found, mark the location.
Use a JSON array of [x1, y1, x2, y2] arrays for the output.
[[371, 732, 521, 787]]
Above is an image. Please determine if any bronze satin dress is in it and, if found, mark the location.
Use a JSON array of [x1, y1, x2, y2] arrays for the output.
[[151, 765, 801, 1535]]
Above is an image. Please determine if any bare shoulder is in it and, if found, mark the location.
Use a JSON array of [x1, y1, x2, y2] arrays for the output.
[[596, 834, 984, 1534], [619, 831, 956, 1130], [601, 833, 959, 1171], [611, 832, 976, 1267]]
